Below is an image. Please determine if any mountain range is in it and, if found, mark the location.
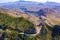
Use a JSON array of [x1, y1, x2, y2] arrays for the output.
[[0, 1, 60, 40], [0, 1, 60, 26]]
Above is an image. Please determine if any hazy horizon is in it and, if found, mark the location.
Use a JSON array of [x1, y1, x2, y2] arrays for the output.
[[25, 0, 60, 3], [0, 0, 60, 3]]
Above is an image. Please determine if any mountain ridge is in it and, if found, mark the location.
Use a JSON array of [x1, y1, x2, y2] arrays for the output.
[[0, 1, 60, 40]]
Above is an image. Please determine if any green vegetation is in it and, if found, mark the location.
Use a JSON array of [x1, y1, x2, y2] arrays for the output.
[[0, 12, 60, 40], [18, 34, 37, 40], [35, 24, 53, 40], [4, 29, 18, 40], [0, 12, 35, 40], [35, 24, 60, 40], [0, 12, 34, 31]]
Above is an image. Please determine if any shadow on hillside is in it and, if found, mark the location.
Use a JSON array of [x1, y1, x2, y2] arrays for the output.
[[24, 27, 36, 34], [52, 25, 60, 38]]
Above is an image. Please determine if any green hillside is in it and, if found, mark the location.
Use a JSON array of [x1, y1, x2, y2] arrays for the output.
[[0, 12, 35, 40], [0, 12, 60, 40]]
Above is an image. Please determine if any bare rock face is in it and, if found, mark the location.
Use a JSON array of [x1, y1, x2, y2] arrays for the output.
[[40, 8, 60, 26], [33, 8, 60, 27]]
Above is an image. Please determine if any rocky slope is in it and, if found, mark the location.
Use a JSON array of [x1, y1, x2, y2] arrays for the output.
[[0, 1, 60, 40], [38, 8, 60, 26], [0, 1, 60, 26], [0, 7, 40, 25]]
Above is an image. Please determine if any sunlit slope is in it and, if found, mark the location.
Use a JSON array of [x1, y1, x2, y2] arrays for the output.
[[0, 12, 35, 32], [40, 8, 60, 26], [0, 8, 40, 25]]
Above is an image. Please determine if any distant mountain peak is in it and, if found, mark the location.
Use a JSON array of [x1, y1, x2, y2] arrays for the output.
[[46, 1, 59, 4]]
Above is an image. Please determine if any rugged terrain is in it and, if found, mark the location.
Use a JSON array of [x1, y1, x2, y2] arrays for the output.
[[0, 1, 60, 40], [0, 1, 60, 26]]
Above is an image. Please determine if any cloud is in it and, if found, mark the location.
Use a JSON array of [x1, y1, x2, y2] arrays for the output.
[[25, 0, 60, 3], [25, 0, 47, 2], [0, 0, 19, 3], [0, 0, 60, 3]]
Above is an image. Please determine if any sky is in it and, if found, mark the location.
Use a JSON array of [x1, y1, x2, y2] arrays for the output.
[[0, 0, 60, 3], [25, 0, 60, 3], [0, 0, 19, 3]]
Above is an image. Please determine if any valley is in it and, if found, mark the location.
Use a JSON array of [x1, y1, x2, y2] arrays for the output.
[[0, 1, 60, 40]]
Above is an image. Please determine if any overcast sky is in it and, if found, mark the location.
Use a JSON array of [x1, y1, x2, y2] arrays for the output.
[[0, 0, 60, 3]]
